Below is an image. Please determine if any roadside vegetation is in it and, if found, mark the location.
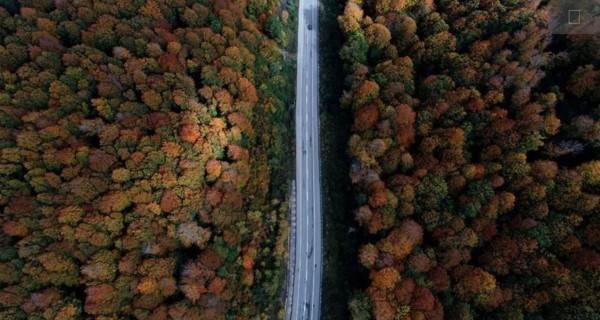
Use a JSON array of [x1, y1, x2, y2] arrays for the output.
[[319, 0, 363, 319], [0, 0, 295, 319], [337, 0, 600, 319]]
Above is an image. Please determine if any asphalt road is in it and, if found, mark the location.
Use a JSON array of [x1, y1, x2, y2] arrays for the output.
[[287, 0, 322, 318]]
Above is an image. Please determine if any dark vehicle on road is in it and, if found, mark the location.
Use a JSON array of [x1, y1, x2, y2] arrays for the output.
[[308, 24, 313, 30]]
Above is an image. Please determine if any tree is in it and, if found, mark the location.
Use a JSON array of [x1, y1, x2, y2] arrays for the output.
[[349, 293, 373, 320], [339, 3, 364, 34], [365, 24, 391, 49], [353, 103, 381, 132], [371, 267, 400, 289], [340, 31, 369, 69]]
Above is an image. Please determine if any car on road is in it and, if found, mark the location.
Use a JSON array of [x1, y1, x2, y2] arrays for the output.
[[307, 24, 313, 30]]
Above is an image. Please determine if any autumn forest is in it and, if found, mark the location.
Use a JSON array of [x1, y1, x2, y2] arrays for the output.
[[338, 0, 600, 319], [0, 0, 600, 319], [0, 0, 294, 318]]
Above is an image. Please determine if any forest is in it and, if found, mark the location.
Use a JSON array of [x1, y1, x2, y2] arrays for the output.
[[338, 0, 600, 319], [0, 0, 295, 319], [3, 0, 600, 319]]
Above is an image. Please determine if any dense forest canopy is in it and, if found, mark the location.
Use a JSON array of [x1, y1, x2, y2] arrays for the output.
[[0, 0, 294, 319], [3, 0, 600, 319], [339, 0, 600, 319]]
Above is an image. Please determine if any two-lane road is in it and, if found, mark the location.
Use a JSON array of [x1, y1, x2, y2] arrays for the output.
[[287, 0, 321, 317]]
